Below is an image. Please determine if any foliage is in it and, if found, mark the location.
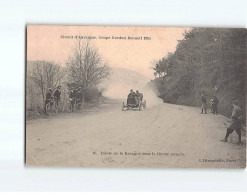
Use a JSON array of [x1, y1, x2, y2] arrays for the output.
[[66, 39, 111, 89], [29, 61, 65, 103], [26, 40, 111, 115], [153, 28, 247, 117]]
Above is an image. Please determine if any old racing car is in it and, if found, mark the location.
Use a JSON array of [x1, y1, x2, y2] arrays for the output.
[[121, 90, 146, 111]]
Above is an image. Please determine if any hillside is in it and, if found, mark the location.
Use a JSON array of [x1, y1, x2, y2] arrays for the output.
[[100, 67, 150, 99], [152, 28, 246, 118]]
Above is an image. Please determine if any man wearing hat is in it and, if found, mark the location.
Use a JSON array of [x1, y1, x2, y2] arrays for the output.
[[135, 90, 143, 101], [200, 93, 207, 114], [76, 87, 83, 110], [212, 95, 219, 114], [127, 89, 134, 104], [69, 88, 76, 112], [54, 85, 61, 113], [44, 88, 53, 114], [221, 100, 242, 144]]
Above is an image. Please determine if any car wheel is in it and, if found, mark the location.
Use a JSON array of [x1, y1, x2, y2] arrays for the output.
[[143, 100, 146, 109]]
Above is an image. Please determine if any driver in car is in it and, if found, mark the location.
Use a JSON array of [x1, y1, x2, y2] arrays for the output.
[[127, 89, 135, 104]]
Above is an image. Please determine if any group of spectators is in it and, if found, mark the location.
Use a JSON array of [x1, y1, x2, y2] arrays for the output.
[[200, 94, 219, 115], [44, 86, 61, 114], [68, 87, 83, 111], [44, 86, 84, 114]]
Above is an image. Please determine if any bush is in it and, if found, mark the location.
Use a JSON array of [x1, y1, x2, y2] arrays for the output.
[[83, 88, 101, 102]]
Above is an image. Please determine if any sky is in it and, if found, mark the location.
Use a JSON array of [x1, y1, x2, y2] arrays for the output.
[[27, 25, 190, 79]]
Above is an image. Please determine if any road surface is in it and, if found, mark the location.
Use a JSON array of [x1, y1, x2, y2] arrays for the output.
[[26, 99, 246, 168]]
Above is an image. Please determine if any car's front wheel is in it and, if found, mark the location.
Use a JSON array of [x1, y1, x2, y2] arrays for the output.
[[143, 100, 146, 109]]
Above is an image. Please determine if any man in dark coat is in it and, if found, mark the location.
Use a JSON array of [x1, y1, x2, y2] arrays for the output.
[[220, 100, 242, 144], [127, 89, 134, 104], [212, 95, 219, 114], [200, 94, 207, 114], [69, 88, 76, 112], [136, 90, 143, 101], [53, 86, 61, 111], [44, 88, 53, 114], [76, 87, 83, 109], [69, 89, 75, 99]]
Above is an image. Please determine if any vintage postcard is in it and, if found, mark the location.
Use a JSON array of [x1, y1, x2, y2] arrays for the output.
[[26, 25, 246, 168]]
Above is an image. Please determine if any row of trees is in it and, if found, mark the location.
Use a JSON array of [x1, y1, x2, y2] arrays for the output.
[[26, 40, 111, 114], [152, 28, 246, 117]]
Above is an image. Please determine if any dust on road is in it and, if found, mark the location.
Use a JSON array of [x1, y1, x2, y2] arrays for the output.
[[26, 98, 246, 168]]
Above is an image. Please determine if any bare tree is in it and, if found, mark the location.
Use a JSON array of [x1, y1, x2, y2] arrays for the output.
[[66, 39, 111, 89], [30, 61, 65, 103]]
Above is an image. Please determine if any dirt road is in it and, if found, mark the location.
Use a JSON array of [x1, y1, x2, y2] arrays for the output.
[[26, 99, 246, 168]]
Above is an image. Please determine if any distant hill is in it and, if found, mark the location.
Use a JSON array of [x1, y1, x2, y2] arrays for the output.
[[100, 67, 150, 99]]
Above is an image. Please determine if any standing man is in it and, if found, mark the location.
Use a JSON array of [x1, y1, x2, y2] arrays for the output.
[[69, 88, 76, 112], [73, 88, 78, 110], [76, 87, 83, 110], [221, 100, 242, 145], [212, 95, 219, 114], [200, 93, 207, 114], [210, 98, 214, 113], [44, 88, 53, 114], [53, 85, 61, 113]]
